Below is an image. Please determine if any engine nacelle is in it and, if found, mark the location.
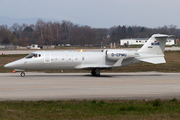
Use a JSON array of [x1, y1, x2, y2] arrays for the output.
[[105, 50, 139, 61]]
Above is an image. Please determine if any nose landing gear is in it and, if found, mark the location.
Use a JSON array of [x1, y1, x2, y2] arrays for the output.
[[20, 72, 25, 77]]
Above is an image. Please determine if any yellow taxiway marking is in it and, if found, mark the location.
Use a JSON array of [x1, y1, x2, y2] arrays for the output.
[[0, 79, 180, 91]]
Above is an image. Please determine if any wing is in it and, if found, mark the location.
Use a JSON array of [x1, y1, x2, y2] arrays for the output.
[[75, 64, 112, 70]]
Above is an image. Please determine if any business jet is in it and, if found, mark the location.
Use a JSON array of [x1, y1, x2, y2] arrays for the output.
[[4, 34, 172, 77]]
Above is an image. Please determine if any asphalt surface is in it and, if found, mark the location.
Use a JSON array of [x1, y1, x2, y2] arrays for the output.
[[0, 72, 180, 101]]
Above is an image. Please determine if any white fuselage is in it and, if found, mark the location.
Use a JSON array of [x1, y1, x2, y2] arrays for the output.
[[4, 50, 140, 70]]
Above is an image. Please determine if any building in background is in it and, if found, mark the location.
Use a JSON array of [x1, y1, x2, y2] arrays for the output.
[[120, 38, 175, 46]]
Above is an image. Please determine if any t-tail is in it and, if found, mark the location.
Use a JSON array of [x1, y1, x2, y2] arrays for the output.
[[137, 34, 173, 64]]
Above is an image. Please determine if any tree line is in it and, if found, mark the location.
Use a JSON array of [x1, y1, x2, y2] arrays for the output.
[[0, 19, 179, 46]]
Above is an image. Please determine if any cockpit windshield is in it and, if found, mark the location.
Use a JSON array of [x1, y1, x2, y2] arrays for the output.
[[26, 53, 41, 58]]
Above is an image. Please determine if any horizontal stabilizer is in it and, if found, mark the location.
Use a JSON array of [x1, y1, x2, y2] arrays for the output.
[[155, 35, 175, 38], [139, 57, 166, 64]]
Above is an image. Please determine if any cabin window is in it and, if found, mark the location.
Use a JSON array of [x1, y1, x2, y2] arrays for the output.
[[136, 41, 138, 43], [145, 41, 147, 42], [39, 54, 41, 57], [82, 57, 84, 60], [139, 41, 141, 42], [75, 57, 78, 60], [62, 57, 64, 60], [26, 54, 33, 58], [69, 57, 71, 60], [169, 40, 171, 42]]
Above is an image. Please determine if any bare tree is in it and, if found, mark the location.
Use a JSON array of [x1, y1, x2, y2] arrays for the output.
[[0, 25, 11, 44], [35, 19, 45, 44], [10, 23, 19, 35]]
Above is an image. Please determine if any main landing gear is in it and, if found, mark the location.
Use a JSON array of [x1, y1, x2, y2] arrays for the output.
[[91, 69, 100, 76], [20, 72, 25, 77]]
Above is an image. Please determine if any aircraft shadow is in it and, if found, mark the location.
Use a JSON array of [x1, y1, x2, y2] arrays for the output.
[[10, 73, 162, 78]]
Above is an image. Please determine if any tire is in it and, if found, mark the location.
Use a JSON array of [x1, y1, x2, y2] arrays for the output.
[[20, 72, 25, 77]]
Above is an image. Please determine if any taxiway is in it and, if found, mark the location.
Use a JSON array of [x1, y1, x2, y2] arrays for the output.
[[0, 72, 180, 101]]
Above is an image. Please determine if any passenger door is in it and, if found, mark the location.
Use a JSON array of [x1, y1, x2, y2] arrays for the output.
[[44, 53, 51, 63]]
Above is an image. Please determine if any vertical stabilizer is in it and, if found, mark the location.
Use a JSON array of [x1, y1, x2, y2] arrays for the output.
[[138, 34, 169, 55], [137, 34, 172, 64]]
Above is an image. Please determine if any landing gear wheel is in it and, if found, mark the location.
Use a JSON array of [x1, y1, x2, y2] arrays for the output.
[[91, 70, 96, 76], [91, 69, 100, 77], [20, 72, 25, 77], [95, 69, 100, 77], [96, 74, 100, 77]]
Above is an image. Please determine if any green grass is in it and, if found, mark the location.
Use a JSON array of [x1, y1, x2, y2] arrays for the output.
[[0, 99, 180, 119], [0, 54, 27, 57]]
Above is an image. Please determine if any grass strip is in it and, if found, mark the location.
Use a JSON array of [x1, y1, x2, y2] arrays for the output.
[[0, 99, 180, 120]]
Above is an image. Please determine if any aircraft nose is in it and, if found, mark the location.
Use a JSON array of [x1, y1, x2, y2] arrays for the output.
[[4, 64, 8, 68], [4, 62, 14, 69], [4, 58, 25, 69]]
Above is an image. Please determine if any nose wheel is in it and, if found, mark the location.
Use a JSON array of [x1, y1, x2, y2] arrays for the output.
[[20, 72, 25, 77]]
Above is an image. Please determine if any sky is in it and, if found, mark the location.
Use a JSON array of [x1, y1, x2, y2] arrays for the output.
[[0, 0, 180, 28]]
